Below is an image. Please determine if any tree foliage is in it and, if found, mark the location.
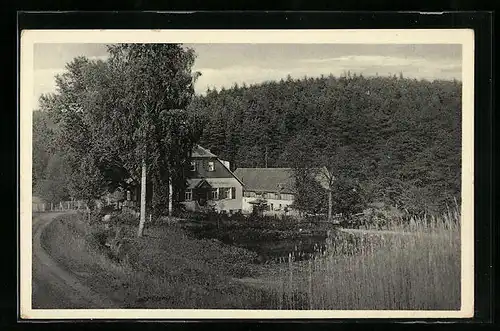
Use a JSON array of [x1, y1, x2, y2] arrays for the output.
[[33, 44, 201, 216], [105, 44, 201, 217], [188, 74, 461, 215]]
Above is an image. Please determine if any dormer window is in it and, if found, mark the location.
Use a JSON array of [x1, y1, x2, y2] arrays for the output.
[[208, 161, 215, 172], [190, 161, 196, 172]]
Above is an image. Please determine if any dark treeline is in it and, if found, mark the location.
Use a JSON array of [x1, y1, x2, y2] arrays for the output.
[[189, 73, 462, 215]]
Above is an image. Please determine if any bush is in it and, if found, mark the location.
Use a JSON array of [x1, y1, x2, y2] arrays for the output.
[[115, 210, 139, 226]]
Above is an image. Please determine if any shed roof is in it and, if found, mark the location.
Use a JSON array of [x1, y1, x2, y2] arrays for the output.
[[234, 167, 331, 193], [233, 168, 296, 193]]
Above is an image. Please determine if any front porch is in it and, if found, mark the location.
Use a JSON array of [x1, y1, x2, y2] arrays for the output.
[[182, 178, 241, 214]]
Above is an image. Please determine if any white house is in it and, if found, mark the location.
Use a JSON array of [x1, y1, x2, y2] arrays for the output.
[[180, 145, 244, 214], [234, 167, 331, 217]]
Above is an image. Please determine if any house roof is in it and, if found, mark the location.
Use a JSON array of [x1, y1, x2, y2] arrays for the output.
[[186, 178, 210, 189], [233, 168, 296, 193], [234, 167, 332, 193], [192, 145, 217, 158]]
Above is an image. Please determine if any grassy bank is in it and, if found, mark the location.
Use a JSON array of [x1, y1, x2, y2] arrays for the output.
[[264, 209, 461, 310], [40, 208, 461, 310], [40, 212, 276, 308]]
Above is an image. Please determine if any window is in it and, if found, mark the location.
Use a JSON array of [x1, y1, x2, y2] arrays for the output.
[[210, 188, 219, 200], [270, 203, 274, 210], [220, 188, 230, 199], [190, 161, 196, 172], [184, 189, 192, 201], [219, 187, 236, 199], [208, 161, 215, 171], [244, 191, 256, 198], [281, 193, 295, 201], [266, 192, 278, 200]]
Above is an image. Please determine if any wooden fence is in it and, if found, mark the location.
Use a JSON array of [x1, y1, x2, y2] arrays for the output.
[[32, 199, 136, 213], [32, 200, 99, 212]]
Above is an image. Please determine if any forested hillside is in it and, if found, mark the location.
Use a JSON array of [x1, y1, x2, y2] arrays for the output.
[[188, 73, 462, 214]]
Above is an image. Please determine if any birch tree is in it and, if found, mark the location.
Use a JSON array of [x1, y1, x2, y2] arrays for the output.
[[106, 44, 199, 236], [39, 45, 200, 237]]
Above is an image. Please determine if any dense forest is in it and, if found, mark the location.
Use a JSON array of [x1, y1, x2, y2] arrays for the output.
[[33, 67, 461, 216], [188, 73, 462, 215]]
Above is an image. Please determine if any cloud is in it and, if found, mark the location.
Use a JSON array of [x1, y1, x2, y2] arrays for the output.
[[32, 48, 462, 107], [193, 55, 462, 94], [34, 43, 108, 70], [194, 66, 296, 93], [87, 55, 109, 62], [299, 54, 461, 70], [33, 68, 67, 107]]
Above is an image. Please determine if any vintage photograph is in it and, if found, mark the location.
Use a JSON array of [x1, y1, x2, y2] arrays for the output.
[[20, 30, 474, 319]]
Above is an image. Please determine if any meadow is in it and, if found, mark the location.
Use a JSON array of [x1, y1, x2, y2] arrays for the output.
[[40, 212, 273, 308], [39, 207, 461, 310]]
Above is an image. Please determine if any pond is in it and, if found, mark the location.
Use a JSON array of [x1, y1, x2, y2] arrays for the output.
[[237, 235, 329, 263], [182, 221, 330, 263]]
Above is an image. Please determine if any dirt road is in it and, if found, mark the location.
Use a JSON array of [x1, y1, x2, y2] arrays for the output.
[[32, 212, 117, 309]]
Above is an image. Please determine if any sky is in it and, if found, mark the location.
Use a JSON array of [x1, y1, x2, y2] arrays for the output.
[[33, 43, 462, 109]]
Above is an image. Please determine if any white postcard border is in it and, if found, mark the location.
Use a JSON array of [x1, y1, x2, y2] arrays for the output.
[[20, 28, 475, 320]]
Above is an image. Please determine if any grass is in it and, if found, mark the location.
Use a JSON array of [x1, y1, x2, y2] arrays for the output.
[[40, 212, 277, 309], [40, 207, 461, 310], [264, 208, 461, 310]]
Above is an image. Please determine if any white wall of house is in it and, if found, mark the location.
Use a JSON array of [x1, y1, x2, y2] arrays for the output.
[[241, 196, 255, 214], [181, 177, 243, 213], [241, 193, 297, 216], [266, 198, 294, 212]]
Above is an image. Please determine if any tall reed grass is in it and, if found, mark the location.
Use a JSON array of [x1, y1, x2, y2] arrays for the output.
[[272, 208, 461, 310]]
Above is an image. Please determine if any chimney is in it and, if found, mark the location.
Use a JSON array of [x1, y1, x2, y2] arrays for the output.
[[221, 160, 230, 170]]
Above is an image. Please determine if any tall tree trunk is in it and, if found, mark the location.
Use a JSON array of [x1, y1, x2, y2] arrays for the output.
[[168, 176, 173, 216], [138, 159, 147, 237], [328, 189, 332, 223]]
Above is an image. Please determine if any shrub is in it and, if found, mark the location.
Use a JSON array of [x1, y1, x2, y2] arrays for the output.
[[115, 210, 139, 226]]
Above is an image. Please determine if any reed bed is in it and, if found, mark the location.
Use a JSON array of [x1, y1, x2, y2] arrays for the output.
[[270, 208, 461, 310]]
